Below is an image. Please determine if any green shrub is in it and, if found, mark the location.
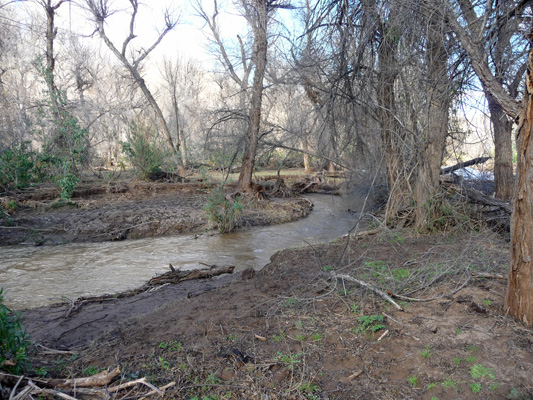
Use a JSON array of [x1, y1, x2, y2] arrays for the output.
[[203, 186, 243, 233], [122, 119, 168, 179], [0, 142, 36, 190], [0, 288, 30, 374]]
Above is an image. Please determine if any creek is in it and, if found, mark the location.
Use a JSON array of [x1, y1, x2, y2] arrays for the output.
[[1, 194, 364, 309]]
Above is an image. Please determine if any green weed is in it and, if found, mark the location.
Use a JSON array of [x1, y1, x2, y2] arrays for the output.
[[158, 340, 183, 352], [421, 346, 432, 360], [275, 351, 303, 369], [82, 366, 101, 376], [470, 364, 495, 380], [203, 186, 243, 233], [469, 382, 482, 393], [407, 375, 418, 387], [0, 288, 30, 374], [355, 314, 386, 334]]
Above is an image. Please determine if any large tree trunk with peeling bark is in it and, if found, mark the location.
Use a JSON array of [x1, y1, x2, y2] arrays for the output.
[[506, 37, 533, 327], [237, 0, 267, 192]]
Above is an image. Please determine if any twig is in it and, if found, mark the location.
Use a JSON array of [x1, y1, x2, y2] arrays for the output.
[[332, 273, 404, 311], [139, 381, 176, 399], [36, 344, 76, 355], [28, 380, 79, 400], [9, 375, 24, 400]]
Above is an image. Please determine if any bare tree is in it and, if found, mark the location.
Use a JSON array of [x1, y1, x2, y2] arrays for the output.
[[453, 0, 528, 200], [82, 0, 180, 159], [442, 0, 532, 326]]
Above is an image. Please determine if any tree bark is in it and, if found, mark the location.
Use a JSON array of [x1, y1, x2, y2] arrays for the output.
[[488, 91, 514, 199], [237, 0, 268, 192], [413, 11, 450, 229], [302, 138, 311, 173], [506, 35, 533, 327], [377, 14, 409, 222]]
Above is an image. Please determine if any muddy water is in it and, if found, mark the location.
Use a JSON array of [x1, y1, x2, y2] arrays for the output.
[[1, 194, 363, 309]]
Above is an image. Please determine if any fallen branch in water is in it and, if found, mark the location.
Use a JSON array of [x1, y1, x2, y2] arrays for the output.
[[331, 273, 404, 311]]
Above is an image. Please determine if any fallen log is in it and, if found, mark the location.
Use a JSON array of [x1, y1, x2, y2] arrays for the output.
[[455, 185, 511, 213], [440, 156, 491, 175], [148, 264, 235, 286]]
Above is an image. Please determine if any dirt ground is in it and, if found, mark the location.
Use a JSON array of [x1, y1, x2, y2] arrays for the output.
[[1, 176, 532, 399], [0, 178, 312, 246], [15, 229, 533, 400]]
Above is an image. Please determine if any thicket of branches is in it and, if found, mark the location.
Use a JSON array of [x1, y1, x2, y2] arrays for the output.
[[0, 0, 529, 207]]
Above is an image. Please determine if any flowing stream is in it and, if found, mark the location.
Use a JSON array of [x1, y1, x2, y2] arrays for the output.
[[1, 194, 364, 309]]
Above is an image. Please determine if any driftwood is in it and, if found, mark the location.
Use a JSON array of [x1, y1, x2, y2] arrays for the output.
[[440, 156, 491, 175], [148, 264, 235, 285]]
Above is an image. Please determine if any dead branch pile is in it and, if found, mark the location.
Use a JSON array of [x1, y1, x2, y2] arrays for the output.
[[290, 175, 339, 195], [0, 367, 176, 399]]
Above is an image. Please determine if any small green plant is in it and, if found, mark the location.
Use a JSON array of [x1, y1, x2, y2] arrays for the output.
[[470, 364, 495, 380], [225, 333, 239, 342], [310, 333, 323, 341], [453, 357, 462, 365], [203, 185, 243, 233], [355, 314, 386, 334], [0, 288, 30, 374], [206, 372, 222, 385], [321, 265, 334, 272], [467, 345, 479, 352], [407, 375, 418, 387], [469, 382, 482, 393], [442, 378, 458, 389], [82, 366, 101, 376], [283, 298, 298, 308], [466, 355, 477, 363], [350, 304, 359, 314], [158, 356, 170, 370], [35, 366, 48, 377], [455, 328, 462, 335], [392, 268, 410, 281], [426, 382, 438, 390], [295, 320, 304, 329], [482, 299, 492, 306], [421, 346, 432, 360], [295, 334, 307, 341], [158, 340, 183, 352], [507, 387, 527, 399], [275, 351, 303, 369], [272, 331, 286, 343]]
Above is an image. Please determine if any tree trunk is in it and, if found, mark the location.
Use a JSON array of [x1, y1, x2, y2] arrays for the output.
[[506, 37, 533, 327], [413, 12, 450, 229], [377, 18, 409, 222], [237, 0, 268, 192], [302, 138, 311, 173], [172, 92, 187, 168], [487, 90, 514, 200]]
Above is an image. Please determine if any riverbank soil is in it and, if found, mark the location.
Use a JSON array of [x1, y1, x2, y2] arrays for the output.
[[0, 174, 313, 245], [19, 229, 533, 399]]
